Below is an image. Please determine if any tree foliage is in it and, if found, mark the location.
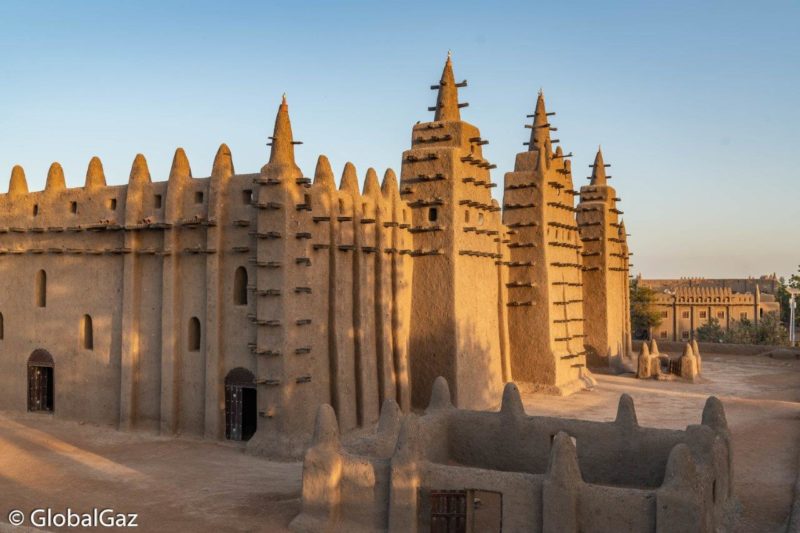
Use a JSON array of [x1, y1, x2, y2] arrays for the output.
[[704, 313, 789, 346], [696, 317, 725, 343], [630, 277, 662, 339]]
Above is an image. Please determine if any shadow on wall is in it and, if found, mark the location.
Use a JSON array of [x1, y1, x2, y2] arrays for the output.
[[408, 315, 505, 412]]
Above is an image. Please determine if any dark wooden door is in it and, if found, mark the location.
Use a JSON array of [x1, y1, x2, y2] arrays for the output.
[[225, 384, 257, 441], [430, 490, 467, 533], [225, 383, 243, 440], [28, 366, 53, 412]]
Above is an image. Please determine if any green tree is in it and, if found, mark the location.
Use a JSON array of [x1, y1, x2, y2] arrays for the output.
[[753, 312, 789, 346], [723, 317, 756, 344], [630, 277, 662, 339], [721, 313, 789, 346], [696, 317, 725, 343]]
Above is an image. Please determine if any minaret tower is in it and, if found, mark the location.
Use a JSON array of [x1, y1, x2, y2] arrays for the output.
[[248, 96, 328, 455], [400, 53, 507, 409], [502, 91, 593, 394], [577, 148, 632, 366]]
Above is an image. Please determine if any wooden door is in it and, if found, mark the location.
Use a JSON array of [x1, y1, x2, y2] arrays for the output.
[[28, 366, 53, 412]]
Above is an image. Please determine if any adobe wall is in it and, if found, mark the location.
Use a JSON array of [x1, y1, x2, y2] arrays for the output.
[[0, 153, 257, 436], [290, 379, 736, 532], [0, 114, 414, 454]]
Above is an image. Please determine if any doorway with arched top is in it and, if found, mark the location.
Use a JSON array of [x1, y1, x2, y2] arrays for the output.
[[28, 349, 54, 413], [224, 367, 257, 441]]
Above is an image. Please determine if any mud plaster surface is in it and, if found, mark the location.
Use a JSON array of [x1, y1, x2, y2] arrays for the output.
[[0, 353, 797, 532], [525, 354, 800, 533]]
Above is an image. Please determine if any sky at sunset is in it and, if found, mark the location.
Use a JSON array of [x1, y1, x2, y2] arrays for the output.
[[0, 1, 797, 279]]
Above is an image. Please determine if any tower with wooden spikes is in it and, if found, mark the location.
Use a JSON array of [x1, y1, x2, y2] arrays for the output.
[[400, 53, 508, 409], [502, 91, 594, 394], [248, 95, 329, 455], [577, 148, 633, 366]]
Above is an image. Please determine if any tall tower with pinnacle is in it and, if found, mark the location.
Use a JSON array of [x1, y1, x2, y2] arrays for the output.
[[502, 91, 594, 394], [576, 148, 633, 366], [400, 54, 508, 409], [248, 95, 329, 455]]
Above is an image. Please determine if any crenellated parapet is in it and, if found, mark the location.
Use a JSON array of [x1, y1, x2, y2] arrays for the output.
[[291, 379, 736, 532]]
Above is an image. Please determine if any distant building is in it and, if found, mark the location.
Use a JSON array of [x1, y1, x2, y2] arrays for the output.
[[638, 276, 781, 341]]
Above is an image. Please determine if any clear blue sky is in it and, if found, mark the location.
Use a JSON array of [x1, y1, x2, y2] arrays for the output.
[[0, 1, 797, 279]]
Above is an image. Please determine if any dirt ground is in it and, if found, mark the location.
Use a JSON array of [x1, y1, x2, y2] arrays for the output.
[[0, 352, 797, 532]]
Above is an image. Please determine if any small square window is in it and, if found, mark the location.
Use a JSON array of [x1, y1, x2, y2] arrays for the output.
[[661, 310, 668, 318], [660, 331, 667, 339], [681, 311, 689, 319], [717, 311, 725, 319], [699, 311, 707, 318], [70, 201, 78, 214], [154, 194, 162, 208], [740, 312, 747, 320], [682, 331, 690, 339], [242, 189, 252, 205], [195, 191, 204, 204], [108, 198, 117, 210]]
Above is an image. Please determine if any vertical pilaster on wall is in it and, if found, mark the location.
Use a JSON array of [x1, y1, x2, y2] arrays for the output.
[[159, 148, 191, 435], [373, 172, 397, 406], [384, 170, 412, 413], [496, 210, 512, 383], [656, 444, 705, 532], [357, 168, 381, 426], [119, 154, 151, 430], [543, 432, 582, 533], [203, 144, 234, 439], [334, 163, 358, 432], [619, 221, 633, 355], [312, 156, 338, 415]]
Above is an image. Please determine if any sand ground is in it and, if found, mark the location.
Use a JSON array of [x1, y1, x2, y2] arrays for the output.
[[0, 352, 798, 532]]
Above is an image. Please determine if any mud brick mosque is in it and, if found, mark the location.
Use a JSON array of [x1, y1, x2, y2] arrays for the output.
[[0, 55, 633, 455]]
